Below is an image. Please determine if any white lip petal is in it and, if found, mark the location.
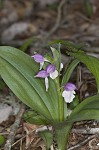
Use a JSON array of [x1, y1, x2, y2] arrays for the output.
[[45, 77, 49, 91], [62, 90, 75, 103], [50, 70, 58, 79]]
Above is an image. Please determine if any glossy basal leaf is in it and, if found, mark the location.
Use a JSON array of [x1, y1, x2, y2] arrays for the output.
[[24, 111, 50, 125], [68, 51, 99, 92], [0, 57, 51, 120], [67, 94, 99, 122], [0, 46, 60, 122], [62, 59, 79, 85], [68, 109, 99, 122]]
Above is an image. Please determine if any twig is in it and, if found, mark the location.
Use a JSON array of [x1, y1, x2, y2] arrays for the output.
[[72, 127, 99, 135], [12, 126, 40, 147], [68, 135, 96, 150], [76, 12, 93, 23], [89, 137, 99, 149], [45, 0, 66, 40], [4, 104, 25, 150]]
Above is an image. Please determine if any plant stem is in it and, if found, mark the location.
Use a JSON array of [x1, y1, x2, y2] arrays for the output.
[[55, 77, 64, 122], [55, 122, 73, 150]]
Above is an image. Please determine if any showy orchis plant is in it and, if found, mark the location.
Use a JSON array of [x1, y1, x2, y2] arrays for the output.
[[0, 40, 99, 150]]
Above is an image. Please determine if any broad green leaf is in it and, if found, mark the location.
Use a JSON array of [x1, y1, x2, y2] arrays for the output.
[[68, 109, 99, 122], [68, 51, 99, 92], [39, 130, 53, 150], [67, 94, 99, 122], [62, 59, 79, 85], [24, 111, 50, 125], [0, 46, 60, 123]]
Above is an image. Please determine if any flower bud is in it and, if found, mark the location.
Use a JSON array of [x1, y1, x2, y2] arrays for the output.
[[32, 54, 44, 63]]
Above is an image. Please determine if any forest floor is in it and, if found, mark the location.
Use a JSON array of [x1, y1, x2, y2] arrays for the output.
[[0, 0, 99, 149]]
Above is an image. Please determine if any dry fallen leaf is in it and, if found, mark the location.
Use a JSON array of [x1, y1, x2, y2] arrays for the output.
[[23, 123, 39, 149]]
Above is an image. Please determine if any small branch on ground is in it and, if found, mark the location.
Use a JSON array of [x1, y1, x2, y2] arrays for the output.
[[4, 104, 25, 150], [44, 0, 66, 40], [76, 12, 93, 23], [68, 135, 96, 150], [72, 127, 99, 135]]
